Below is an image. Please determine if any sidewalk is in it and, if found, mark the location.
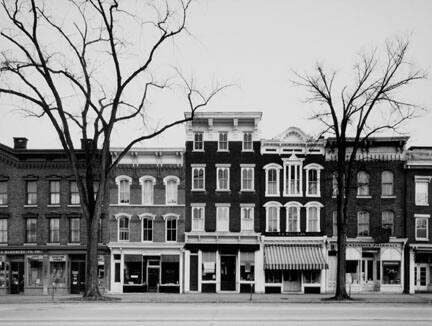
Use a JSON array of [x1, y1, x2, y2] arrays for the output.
[[1, 292, 432, 304]]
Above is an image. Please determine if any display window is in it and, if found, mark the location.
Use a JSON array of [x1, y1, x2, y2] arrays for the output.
[[0, 257, 8, 288], [27, 256, 43, 287], [265, 270, 282, 283], [202, 252, 216, 281], [123, 255, 143, 285], [240, 252, 255, 281], [50, 261, 66, 286], [382, 261, 401, 285], [346, 260, 359, 284], [303, 270, 320, 284]]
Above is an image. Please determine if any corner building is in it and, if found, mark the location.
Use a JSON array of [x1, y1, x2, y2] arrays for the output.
[[184, 112, 263, 293]]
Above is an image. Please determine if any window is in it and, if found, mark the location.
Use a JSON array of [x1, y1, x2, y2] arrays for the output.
[[49, 181, 60, 205], [117, 215, 130, 241], [164, 176, 179, 204], [357, 171, 370, 196], [191, 165, 205, 191], [241, 205, 254, 232], [193, 132, 203, 151], [286, 203, 301, 232], [382, 262, 401, 285], [123, 255, 143, 285], [161, 255, 179, 284], [69, 218, 80, 243], [26, 181, 37, 205], [264, 202, 281, 232], [218, 132, 228, 151], [26, 218, 37, 243], [243, 132, 253, 151], [191, 205, 205, 231], [70, 181, 80, 205], [264, 164, 282, 196], [357, 211, 370, 237], [202, 252, 216, 281], [216, 165, 230, 191], [265, 270, 282, 283], [216, 205, 230, 232], [240, 252, 255, 281], [0, 181, 7, 205], [305, 202, 322, 232], [141, 216, 153, 241], [332, 211, 337, 236], [284, 161, 303, 196], [115, 176, 132, 204], [241, 165, 255, 191], [382, 211, 394, 236], [165, 216, 177, 242], [415, 179, 429, 206], [140, 176, 156, 205], [27, 256, 43, 287], [381, 171, 394, 196], [305, 164, 323, 197], [49, 218, 60, 243], [98, 218, 103, 243], [0, 219, 7, 243], [332, 173, 338, 197], [415, 215, 429, 240]]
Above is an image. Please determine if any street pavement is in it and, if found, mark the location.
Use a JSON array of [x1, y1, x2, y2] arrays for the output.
[[0, 302, 431, 325]]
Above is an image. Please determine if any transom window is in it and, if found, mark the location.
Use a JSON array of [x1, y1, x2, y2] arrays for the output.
[[165, 216, 177, 242], [415, 179, 429, 206], [264, 202, 281, 232], [164, 176, 180, 204], [193, 132, 204, 151], [415, 215, 429, 240], [49, 218, 60, 243], [140, 176, 156, 205], [381, 171, 394, 196], [26, 181, 37, 205], [70, 181, 80, 205], [191, 165, 205, 191], [286, 202, 301, 232], [216, 165, 230, 191], [49, 180, 60, 205], [116, 176, 132, 204], [216, 205, 230, 232], [357, 211, 370, 237], [218, 132, 228, 151], [191, 205, 205, 231], [241, 165, 255, 191], [0, 219, 7, 243], [0, 181, 6, 205], [118, 215, 130, 241], [141, 216, 153, 241], [382, 210, 394, 236], [357, 171, 370, 196], [241, 205, 254, 232], [243, 132, 253, 151]]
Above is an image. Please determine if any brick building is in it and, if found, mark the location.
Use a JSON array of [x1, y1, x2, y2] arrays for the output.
[[0, 138, 109, 295], [107, 148, 185, 293], [183, 112, 262, 293], [405, 147, 432, 293], [324, 137, 408, 293]]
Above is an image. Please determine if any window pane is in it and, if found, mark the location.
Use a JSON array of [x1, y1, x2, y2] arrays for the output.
[[0, 182, 7, 205], [143, 180, 153, 204], [50, 218, 60, 243], [192, 207, 204, 231], [70, 181, 80, 205], [166, 180, 178, 204], [119, 179, 130, 204], [218, 132, 228, 150], [308, 169, 318, 195], [26, 181, 37, 205], [308, 207, 319, 232], [382, 211, 394, 235], [49, 181, 60, 205], [217, 207, 229, 231], [382, 171, 394, 196], [240, 252, 254, 281], [267, 169, 278, 195], [287, 206, 298, 232], [0, 219, 7, 243], [193, 168, 204, 190], [242, 168, 253, 190], [267, 206, 278, 232], [357, 171, 370, 196], [357, 211, 370, 236], [166, 218, 177, 241], [202, 252, 216, 280], [241, 207, 254, 231], [70, 218, 80, 243], [243, 133, 253, 150], [143, 218, 153, 241], [415, 182, 429, 205], [119, 217, 129, 241], [26, 218, 37, 242]]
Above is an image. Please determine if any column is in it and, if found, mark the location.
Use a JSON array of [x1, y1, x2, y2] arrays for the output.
[[409, 248, 415, 294], [216, 250, 220, 292], [236, 250, 240, 293], [198, 250, 202, 293], [254, 244, 265, 293], [42, 255, 49, 295], [179, 250, 184, 294]]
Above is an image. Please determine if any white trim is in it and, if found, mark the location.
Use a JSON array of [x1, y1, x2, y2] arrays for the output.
[[163, 176, 180, 205], [264, 164, 282, 197], [115, 175, 132, 185], [303, 163, 324, 170], [115, 213, 132, 242], [115, 175, 132, 205], [305, 166, 321, 197], [240, 166, 255, 192], [285, 202, 301, 232], [164, 214, 179, 242], [283, 159, 303, 197], [139, 175, 156, 205], [305, 202, 322, 232], [216, 166, 230, 191], [192, 166, 206, 191], [215, 163, 231, 168], [415, 215, 430, 241], [264, 201, 281, 232]]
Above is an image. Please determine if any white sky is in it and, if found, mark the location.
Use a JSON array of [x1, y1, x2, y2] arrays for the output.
[[0, 0, 431, 149]]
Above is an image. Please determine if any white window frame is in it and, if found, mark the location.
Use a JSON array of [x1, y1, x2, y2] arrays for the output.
[[283, 157, 304, 197], [115, 175, 132, 205], [191, 203, 205, 232], [193, 132, 204, 151], [304, 201, 323, 232], [381, 171, 395, 197], [304, 163, 323, 197], [218, 132, 229, 151], [357, 171, 371, 197], [240, 204, 255, 232], [216, 204, 230, 232], [242, 132, 253, 151], [49, 218, 60, 243], [263, 163, 282, 197], [284, 201, 302, 232], [191, 164, 206, 191], [163, 176, 180, 205], [415, 214, 430, 241], [0, 219, 7, 243], [357, 211, 370, 237], [49, 180, 60, 206], [163, 214, 179, 242], [264, 201, 281, 232], [139, 175, 156, 205], [216, 164, 230, 191], [115, 213, 132, 242], [139, 213, 155, 242], [0, 181, 7, 206], [240, 164, 255, 192], [415, 176, 430, 206]]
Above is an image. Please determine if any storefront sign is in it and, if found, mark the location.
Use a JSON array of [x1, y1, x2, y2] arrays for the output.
[[27, 255, 44, 261], [0, 250, 43, 255], [49, 255, 66, 262]]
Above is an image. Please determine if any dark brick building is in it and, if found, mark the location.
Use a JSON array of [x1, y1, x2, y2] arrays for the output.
[[0, 138, 109, 295]]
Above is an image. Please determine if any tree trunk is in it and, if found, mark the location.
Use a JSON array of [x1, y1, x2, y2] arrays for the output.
[[84, 208, 101, 298]]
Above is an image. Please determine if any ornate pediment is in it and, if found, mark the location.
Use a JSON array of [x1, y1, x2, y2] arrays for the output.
[[273, 127, 309, 143]]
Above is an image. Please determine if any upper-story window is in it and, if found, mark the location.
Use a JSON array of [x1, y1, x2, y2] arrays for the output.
[[357, 211, 370, 237], [332, 173, 338, 197], [191, 204, 205, 231], [117, 214, 131, 241], [115, 175, 132, 204], [305, 201, 323, 232], [264, 201, 281, 232], [26, 181, 37, 205], [218, 132, 228, 151], [191, 164, 205, 191], [49, 218, 60, 243], [26, 218, 37, 243], [0, 219, 7, 243], [243, 132, 253, 151], [304, 164, 323, 197], [332, 211, 337, 236], [415, 214, 429, 241], [140, 176, 156, 205], [49, 180, 60, 205], [240, 204, 254, 232], [382, 171, 394, 197], [193, 132, 204, 151], [70, 181, 80, 205], [263, 163, 282, 197], [357, 171, 370, 196], [216, 164, 230, 191], [69, 217, 80, 243], [382, 210, 394, 236], [0, 181, 8, 205], [415, 177, 429, 206], [285, 202, 301, 232], [216, 205, 230, 232], [140, 214, 154, 242], [283, 160, 303, 196], [164, 214, 178, 242], [163, 176, 180, 205], [241, 164, 255, 191]]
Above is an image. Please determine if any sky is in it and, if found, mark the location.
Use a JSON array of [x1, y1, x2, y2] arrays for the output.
[[0, 0, 431, 149]]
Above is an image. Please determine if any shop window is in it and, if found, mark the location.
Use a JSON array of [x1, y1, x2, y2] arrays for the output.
[[69, 181, 80, 205], [303, 270, 321, 283], [202, 252, 216, 281], [26, 218, 37, 243], [0, 181, 7, 205], [50, 259, 66, 287], [243, 132, 253, 151], [264, 164, 281, 196], [265, 270, 282, 283], [191, 165, 205, 191], [161, 255, 179, 284], [193, 132, 203, 151], [49, 181, 60, 205], [191, 205, 205, 231], [241, 166, 255, 191], [240, 205, 254, 232], [27, 256, 43, 287], [357, 171, 370, 196], [216, 205, 229, 232], [142, 216, 153, 242], [69, 218, 80, 243], [346, 260, 359, 284], [382, 261, 401, 284], [114, 255, 121, 283], [123, 255, 143, 285], [49, 218, 60, 243], [0, 219, 7, 243], [115, 175, 132, 204], [265, 202, 280, 232], [216, 165, 230, 191], [140, 176, 156, 205], [382, 211, 394, 236], [26, 181, 37, 205], [240, 252, 255, 281], [381, 171, 394, 196], [117, 215, 130, 241], [357, 211, 370, 237], [164, 176, 179, 205], [0, 259, 8, 288], [415, 179, 429, 206], [218, 132, 228, 151]]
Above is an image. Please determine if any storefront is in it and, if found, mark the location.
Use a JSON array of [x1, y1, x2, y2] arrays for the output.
[[408, 245, 432, 293]]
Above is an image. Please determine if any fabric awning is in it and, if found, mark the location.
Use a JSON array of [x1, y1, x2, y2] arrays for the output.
[[264, 243, 328, 270]]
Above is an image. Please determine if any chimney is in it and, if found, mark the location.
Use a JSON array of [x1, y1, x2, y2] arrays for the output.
[[13, 137, 28, 149], [81, 138, 93, 150]]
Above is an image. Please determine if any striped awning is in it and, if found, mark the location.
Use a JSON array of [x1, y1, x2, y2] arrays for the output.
[[264, 243, 328, 270]]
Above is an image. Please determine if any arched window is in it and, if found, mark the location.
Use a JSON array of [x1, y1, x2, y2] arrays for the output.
[[116, 214, 131, 241], [382, 210, 394, 236], [263, 163, 282, 196], [163, 176, 180, 205], [304, 164, 323, 197], [357, 171, 370, 196], [140, 214, 155, 242], [382, 171, 394, 196], [357, 211, 370, 237], [264, 201, 281, 232], [115, 175, 132, 204], [285, 202, 302, 232], [139, 176, 156, 205], [305, 201, 323, 232]]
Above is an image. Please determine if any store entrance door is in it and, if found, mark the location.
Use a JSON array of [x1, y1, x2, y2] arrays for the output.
[[282, 270, 301, 292], [147, 267, 160, 292], [415, 264, 429, 291], [220, 255, 236, 291], [70, 261, 85, 294], [10, 261, 24, 294], [189, 254, 198, 291]]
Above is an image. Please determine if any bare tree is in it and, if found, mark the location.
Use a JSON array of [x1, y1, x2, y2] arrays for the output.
[[295, 39, 426, 300], [0, 0, 228, 298]]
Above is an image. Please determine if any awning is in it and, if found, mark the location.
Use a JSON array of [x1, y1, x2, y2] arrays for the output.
[[264, 243, 328, 270]]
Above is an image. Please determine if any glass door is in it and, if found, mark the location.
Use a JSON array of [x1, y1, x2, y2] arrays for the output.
[[415, 264, 429, 291]]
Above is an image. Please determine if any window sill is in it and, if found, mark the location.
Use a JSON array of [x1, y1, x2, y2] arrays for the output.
[[415, 238, 429, 241], [306, 194, 321, 197], [192, 149, 204, 152], [191, 189, 206, 192], [47, 204, 61, 207], [0, 205, 8, 208], [142, 240, 153, 243], [216, 189, 231, 192], [415, 203, 430, 207], [381, 196, 396, 199], [265, 194, 280, 197], [166, 240, 177, 243], [241, 149, 254, 152], [0, 243, 7, 246], [217, 149, 229, 152], [283, 194, 303, 197], [24, 205, 38, 208], [356, 236, 373, 240], [117, 203, 131, 206], [67, 242, 81, 246], [47, 242, 60, 246], [24, 243, 37, 246], [356, 196, 372, 199], [240, 189, 255, 192], [67, 204, 81, 207]]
